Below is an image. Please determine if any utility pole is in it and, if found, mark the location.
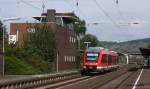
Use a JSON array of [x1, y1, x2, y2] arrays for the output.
[[56, 52, 59, 72], [2, 17, 20, 76]]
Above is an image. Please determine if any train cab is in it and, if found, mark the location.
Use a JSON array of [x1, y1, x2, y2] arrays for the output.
[[82, 47, 119, 74], [83, 47, 104, 73]]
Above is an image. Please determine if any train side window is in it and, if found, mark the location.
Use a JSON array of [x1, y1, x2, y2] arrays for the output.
[[108, 55, 112, 64], [108, 55, 110, 64], [65, 56, 67, 62], [102, 54, 108, 63]]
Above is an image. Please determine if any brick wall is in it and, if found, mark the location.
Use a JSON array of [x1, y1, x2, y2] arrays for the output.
[[10, 23, 77, 71], [55, 25, 77, 70]]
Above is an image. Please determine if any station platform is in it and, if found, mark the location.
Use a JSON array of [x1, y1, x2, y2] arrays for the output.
[[134, 48, 150, 88], [134, 66, 150, 89]]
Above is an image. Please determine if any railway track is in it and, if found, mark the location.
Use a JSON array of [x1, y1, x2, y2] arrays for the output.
[[38, 76, 92, 89], [94, 67, 139, 89], [53, 65, 139, 89], [0, 65, 140, 89]]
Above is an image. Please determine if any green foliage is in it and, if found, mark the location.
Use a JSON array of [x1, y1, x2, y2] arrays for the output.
[[0, 21, 3, 39], [147, 44, 150, 48], [5, 56, 39, 75], [26, 53, 53, 73], [0, 20, 3, 50], [5, 23, 56, 74], [74, 20, 86, 37], [101, 38, 150, 53], [75, 51, 84, 69], [26, 24, 56, 62], [81, 34, 99, 48]]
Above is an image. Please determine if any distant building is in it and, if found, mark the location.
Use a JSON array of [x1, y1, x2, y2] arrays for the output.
[[9, 9, 80, 71]]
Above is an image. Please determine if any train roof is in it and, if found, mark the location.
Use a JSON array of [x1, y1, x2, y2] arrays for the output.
[[86, 47, 118, 55], [86, 47, 104, 53]]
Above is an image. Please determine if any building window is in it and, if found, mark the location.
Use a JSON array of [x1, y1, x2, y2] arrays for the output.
[[65, 56, 76, 62], [67, 56, 69, 62], [69, 56, 71, 62], [69, 36, 76, 43], [27, 28, 35, 33], [74, 37, 76, 43], [56, 17, 62, 26], [70, 36, 72, 43], [70, 56, 72, 62], [65, 56, 67, 62], [72, 56, 74, 62], [9, 35, 17, 44], [74, 56, 76, 62], [72, 37, 74, 43]]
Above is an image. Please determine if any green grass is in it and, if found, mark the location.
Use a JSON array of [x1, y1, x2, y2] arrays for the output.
[[5, 56, 40, 75]]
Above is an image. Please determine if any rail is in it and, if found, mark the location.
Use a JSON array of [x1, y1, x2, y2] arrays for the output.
[[0, 71, 79, 89]]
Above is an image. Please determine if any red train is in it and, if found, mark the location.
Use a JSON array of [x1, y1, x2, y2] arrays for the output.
[[81, 47, 119, 74]]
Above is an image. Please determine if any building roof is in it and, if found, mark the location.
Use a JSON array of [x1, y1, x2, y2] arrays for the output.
[[33, 11, 79, 22], [33, 16, 46, 21], [139, 48, 150, 58]]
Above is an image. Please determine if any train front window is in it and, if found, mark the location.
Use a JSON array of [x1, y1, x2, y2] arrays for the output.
[[86, 53, 98, 61]]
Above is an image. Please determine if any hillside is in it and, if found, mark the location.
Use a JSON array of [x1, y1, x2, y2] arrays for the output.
[[101, 38, 150, 53]]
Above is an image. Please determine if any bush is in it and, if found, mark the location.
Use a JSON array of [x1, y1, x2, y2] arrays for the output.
[[5, 24, 57, 75], [5, 56, 40, 75], [27, 53, 53, 73]]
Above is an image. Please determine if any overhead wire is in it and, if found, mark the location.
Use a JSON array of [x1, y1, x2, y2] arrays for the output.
[[19, 0, 41, 11], [64, 0, 92, 26], [76, 0, 106, 26], [1, 0, 119, 27], [75, 0, 90, 21], [115, 0, 140, 27], [115, 0, 125, 22], [116, 5, 124, 20], [64, 0, 85, 18], [65, 0, 104, 27], [93, 0, 120, 29]]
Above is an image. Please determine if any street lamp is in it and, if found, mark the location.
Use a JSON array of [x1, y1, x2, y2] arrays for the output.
[[84, 41, 91, 49], [2, 17, 20, 76]]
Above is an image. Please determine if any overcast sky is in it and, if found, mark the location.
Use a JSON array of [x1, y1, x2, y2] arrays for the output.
[[0, 0, 150, 42]]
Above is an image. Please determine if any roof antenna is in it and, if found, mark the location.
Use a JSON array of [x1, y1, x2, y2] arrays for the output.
[[42, 3, 45, 13], [76, 0, 79, 7], [116, 0, 118, 5]]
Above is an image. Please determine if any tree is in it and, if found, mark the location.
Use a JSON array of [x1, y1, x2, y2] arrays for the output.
[[74, 20, 87, 50], [0, 21, 3, 49], [0, 21, 2, 37], [25, 24, 56, 62], [81, 34, 99, 48], [5, 23, 56, 74], [74, 20, 86, 37], [148, 45, 150, 48]]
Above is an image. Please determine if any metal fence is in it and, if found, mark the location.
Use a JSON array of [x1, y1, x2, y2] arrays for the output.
[[0, 71, 79, 89]]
